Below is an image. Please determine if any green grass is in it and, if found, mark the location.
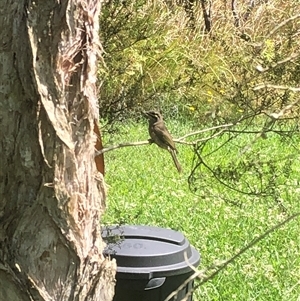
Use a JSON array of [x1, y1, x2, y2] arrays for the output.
[[101, 119, 300, 301]]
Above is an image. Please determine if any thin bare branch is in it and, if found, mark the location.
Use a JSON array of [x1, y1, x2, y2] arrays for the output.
[[95, 123, 238, 156], [256, 52, 300, 73], [231, 0, 239, 27], [197, 212, 300, 284], [177, 123, 235, 141], [265, 99, 300, 120], [266, 14, 300, 39], [96, 108, 297, 156], [182, 128, 228, 145], [200, 0, 212, 32], [164, 212, 300, 301], [95, 140, 150, 156], [253, 84, 300, 92]]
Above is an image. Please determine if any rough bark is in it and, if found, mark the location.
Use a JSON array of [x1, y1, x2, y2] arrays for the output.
[[0, 0, 116, 300]]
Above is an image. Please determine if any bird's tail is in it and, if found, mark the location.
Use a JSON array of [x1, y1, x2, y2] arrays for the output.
[[170, 149, 182, 173]]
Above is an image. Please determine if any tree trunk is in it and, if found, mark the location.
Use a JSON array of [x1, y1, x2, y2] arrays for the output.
[[0, 0, 116, 300]]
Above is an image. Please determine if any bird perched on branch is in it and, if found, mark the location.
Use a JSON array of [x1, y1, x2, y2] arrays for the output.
[[143, 110, 182, 173]]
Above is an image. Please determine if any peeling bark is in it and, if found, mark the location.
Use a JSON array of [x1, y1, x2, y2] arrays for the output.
[[0, 0, 116, 300]]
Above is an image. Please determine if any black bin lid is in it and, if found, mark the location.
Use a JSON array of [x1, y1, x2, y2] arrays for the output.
[[102, 225, 200, 279]]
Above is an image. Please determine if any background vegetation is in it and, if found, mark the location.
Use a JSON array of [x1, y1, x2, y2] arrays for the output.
[[102, 122, 300, 300], [98, 1, 300, 300], [99, 0, 300, 122]]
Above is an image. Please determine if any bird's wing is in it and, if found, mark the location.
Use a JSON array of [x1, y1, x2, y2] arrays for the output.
[[153, 124, 177, 150]]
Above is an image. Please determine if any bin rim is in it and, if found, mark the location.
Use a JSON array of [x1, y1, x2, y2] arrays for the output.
[[103, 224, 201, 279]]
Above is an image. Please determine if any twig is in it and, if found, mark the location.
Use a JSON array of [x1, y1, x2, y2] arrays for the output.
[[96, 112, 293, 156], [251, 14, 300, 48], [256, 52, 300, 73], [177, 123, 235, 141], [198, 213, 300, 294], [201, 212, 300, 282], [231, 0, 240, 27], [265, 98, 300, 120], [164, 269, 203, 301], [184, 128, 228, 145], [95, 123, 238, 156], [266, 14, 300, 40], [253, 84, 300, 92], [200, 0, 212, 33], [95, 140, 150, 156], [164, 212, 300, 301]]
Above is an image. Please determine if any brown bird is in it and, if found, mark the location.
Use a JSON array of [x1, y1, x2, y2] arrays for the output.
[[143, 110, 182, 173]]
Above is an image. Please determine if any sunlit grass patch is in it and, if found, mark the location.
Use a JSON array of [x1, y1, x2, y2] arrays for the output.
[[101, 119, 300, 301]]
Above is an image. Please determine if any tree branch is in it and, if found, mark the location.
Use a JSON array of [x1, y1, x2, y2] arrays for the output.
[[177, 123, 235, 141], [95, 140, 150, 156], [197, 212, 300, 284], [95, 123, 238, 156], [266, 14, 300, 40], [253, 84, 300, 92], [95, 106, 298, 156], [200, 0, 212, 32], [164, 212, 300, 301], [256, 52, 300, 73]]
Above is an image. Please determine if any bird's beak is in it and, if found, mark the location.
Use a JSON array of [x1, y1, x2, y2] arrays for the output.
[[142, 111, 149, 118]]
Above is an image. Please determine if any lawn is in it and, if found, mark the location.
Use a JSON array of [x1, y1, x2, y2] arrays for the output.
[[101, 118, 300, 301]]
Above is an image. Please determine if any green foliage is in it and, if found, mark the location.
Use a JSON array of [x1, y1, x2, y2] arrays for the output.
[[101, 120, 300, 301], [98, 1, 188, 119], [98, 2, 300, 299], [261, 39, 276, 63], [99, 1, 300, 125], [190, 129, 300, 209]]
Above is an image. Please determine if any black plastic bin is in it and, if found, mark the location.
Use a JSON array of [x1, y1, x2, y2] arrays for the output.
[[102, 225, 200, 301]]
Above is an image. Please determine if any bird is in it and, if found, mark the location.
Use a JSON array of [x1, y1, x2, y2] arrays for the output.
[[143, 110, 182, 173]]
